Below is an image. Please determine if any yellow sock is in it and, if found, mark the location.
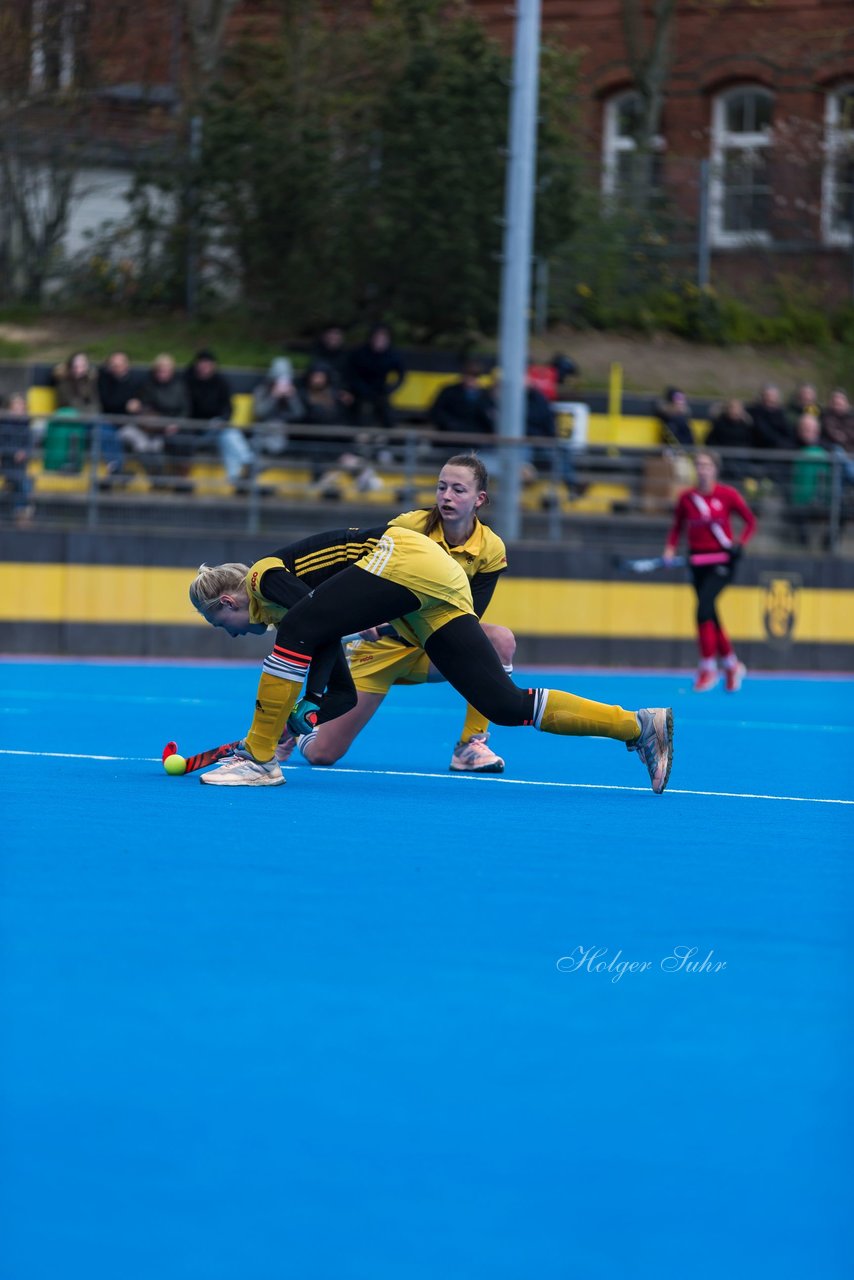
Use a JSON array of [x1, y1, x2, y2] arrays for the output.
[[244, 672, 301, 761], [460, 703, 489, 742], [538, 689, 640, 742]]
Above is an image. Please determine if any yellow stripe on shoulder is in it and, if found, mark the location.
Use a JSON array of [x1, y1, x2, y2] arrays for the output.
[[293, 539, 380, 576]]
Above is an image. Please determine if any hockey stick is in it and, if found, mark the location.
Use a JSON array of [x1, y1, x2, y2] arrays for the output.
[[615, 555, 686, 574], [162, 738, 240, 774]]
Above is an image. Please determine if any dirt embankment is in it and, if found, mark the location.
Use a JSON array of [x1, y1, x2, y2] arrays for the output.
[[529, 327, 829, 400], [0, 316, 835, 401]]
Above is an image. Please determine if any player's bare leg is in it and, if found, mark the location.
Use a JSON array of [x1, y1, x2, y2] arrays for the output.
[[282, 691, 387, 766]]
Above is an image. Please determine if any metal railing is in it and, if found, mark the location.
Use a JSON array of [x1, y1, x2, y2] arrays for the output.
[[2, 410, 851, 552]]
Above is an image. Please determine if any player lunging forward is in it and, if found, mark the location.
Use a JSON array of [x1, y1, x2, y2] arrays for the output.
[[280, 454, 512, 774]]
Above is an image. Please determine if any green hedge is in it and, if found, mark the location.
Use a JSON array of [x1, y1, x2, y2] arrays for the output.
[[571, 277, 854, 349]]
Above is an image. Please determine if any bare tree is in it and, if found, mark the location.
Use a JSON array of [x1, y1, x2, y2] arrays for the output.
[[184, 0, 241, 94], [619, 0, 677, 208], [0, 2, 86, 301], [0, 138, 75, 301]]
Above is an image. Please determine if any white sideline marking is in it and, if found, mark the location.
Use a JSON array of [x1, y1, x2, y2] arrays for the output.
[[1, 748, 851, 806]]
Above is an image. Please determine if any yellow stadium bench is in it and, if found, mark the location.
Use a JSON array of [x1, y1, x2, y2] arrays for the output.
[[30, 458, 158, 495], [187, 463, 231, 496], [567, 482, 633, 513], [28, 386, 58, 415], [585, 413, 708, 447], [29, 459, 90, 494], [231, 393, 254, 427], [390, 371, 458, 413]]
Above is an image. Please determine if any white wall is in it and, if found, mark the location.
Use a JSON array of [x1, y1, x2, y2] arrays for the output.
[[63, 167, 136, 255]]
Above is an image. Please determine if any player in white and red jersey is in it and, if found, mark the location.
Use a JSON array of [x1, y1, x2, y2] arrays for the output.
[[663, 450, 757, 692]]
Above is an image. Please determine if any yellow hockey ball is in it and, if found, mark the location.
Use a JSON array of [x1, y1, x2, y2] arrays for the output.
[[163, 753, 187, 776]]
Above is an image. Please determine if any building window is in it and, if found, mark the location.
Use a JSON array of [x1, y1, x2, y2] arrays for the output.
[[823, 86, 854, 245], [710, 88, 774, 246], [29, 0, 84, 92], [602, 91, 664, 199]]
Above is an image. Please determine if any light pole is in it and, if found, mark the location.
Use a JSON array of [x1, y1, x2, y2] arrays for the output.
[[495, 0, 541, 543]]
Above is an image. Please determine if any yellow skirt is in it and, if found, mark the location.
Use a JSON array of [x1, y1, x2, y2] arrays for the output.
[[354, 526, 474, 648], [347, 636, 431, 694]]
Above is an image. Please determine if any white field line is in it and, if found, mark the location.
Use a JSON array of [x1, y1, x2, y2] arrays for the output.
[[1, 748, 852, 806]]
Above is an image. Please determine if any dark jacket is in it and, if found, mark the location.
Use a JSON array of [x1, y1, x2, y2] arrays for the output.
[[295, 376, 340, 426], [525, 386, 556, 437], [308, 340, 351, 391], [185, 365, 233, 421], [140, 371, 191, 421], [655, 395, 694, 448], [0, 411, 31, 467], [347, 342, 405, 400], [98, 367, 142, 416], [747, 401, 794, 450], [706, 410, 753, 450], [820, 407, 854, 452], [430, 382, 495, 435], [52, 363, 100, 414]]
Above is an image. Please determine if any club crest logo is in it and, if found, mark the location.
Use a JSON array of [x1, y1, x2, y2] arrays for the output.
[[761, 574, 800, 644]]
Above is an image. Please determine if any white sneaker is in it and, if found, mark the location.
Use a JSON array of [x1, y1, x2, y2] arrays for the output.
[[200, 751, 285, 787], [449, 732, 505, 774], [626, 708, 674, 795]]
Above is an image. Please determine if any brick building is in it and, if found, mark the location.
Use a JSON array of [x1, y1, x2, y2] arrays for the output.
[[476, 0, 854, 298]]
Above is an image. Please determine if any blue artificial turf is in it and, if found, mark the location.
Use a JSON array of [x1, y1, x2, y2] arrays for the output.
[[1, 662, 852, 1279]]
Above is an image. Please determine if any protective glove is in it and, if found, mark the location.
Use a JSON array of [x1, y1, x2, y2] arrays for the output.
[[287, 697, 321, 737]]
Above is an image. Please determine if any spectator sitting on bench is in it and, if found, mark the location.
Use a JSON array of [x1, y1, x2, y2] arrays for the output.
[[787, 382, 822, 427], [98, 350, 157, 479], [790, 413, 832, 546], [523, 365, 578, 494], [429, 359, 495, 437], [139, 354, 195, 493], [747, 383, 795, 489], [51, 350, 123, 480], [251, 357, 305, 457], [0, 392, 34, 525], [706, 398, 754, 484], [820, 388, 854, 487], [308, 323, 354, 418], [526, 352, 579, 403], [296, 365, 341, 427], [290, 364, 356, 474], [347, 323, 406, 433], [53, 350, 99, 416], [655, 387, 695, 448], [186, 349, 254, 492]]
